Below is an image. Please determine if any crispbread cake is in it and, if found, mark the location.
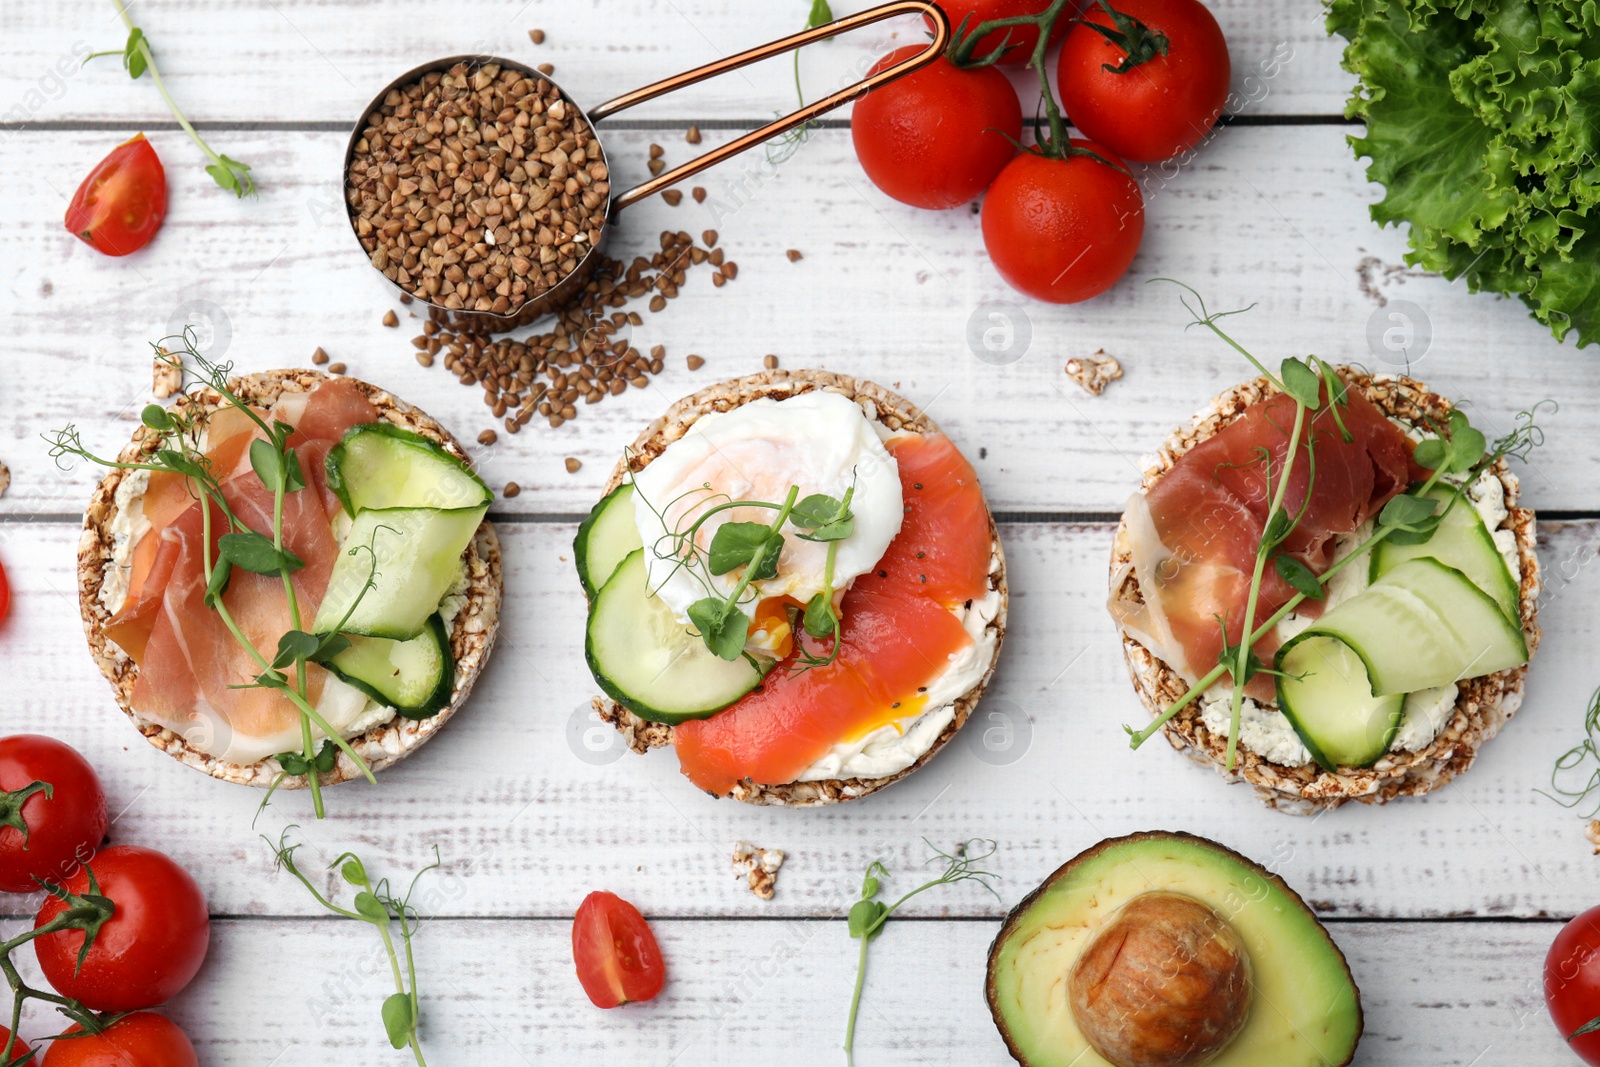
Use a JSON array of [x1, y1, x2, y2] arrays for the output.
[[1109, 371, 1541, 814], [77, 369, 502, 789], [590, 369, 1008, 806]]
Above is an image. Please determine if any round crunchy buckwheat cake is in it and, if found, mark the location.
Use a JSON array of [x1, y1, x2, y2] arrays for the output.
[[590, 368, 1008, 806], [1109, 371, 1540, 814], [77, 369, 502, 789]]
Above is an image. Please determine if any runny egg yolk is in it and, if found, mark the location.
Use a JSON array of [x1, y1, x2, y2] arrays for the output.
[[842, 693, 930, 744], [747, 596, 801, 658], [628, 392, 905, 632]]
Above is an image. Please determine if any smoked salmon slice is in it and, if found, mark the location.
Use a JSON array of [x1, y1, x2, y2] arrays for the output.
[[861, 432, 992, 606], [674, 431, 993, 795], [104, 379, 378, 761], [1116, 381, 1419, 696]]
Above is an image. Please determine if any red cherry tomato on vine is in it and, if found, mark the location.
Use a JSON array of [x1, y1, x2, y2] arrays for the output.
[[1057, 0, 1231, 163], [572, 890, 666, 1008], [33, 846, 209, 1012], [852, 47, 1021, 210], [1545, 904, 1600, 1065], [925, 0, 1072, 66], [63, 134, 168, 257], [41, 1014, 196, 1067], [980, 141, 1144, 303], [0, 1025, 36, 1067], [0, 735, 107, 894]]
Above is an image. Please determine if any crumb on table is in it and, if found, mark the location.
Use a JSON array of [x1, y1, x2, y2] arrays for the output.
[[732, 841, 784, 901], [1064, 350, 1123, 396]]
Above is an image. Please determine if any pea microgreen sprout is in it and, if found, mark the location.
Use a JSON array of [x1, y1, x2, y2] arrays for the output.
[[85, 1, 256, 196], [1540, 685, 1600, 817], [793, 486, 855, 667], [842, 840, 1000, 1066], [1125, 285, 1549, 767], [270, 830, 438, 1066], [766, 0, 836, 165], [633, 470, 858, 669], [0, 865, 124, 1064], [45, 330, 382, 819]]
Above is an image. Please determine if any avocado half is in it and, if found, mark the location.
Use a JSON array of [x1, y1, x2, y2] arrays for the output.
[[985, 831, 1362, 1067]]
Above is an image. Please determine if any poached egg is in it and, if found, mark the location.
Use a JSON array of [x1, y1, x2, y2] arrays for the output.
[[631, 391, 904, 645]]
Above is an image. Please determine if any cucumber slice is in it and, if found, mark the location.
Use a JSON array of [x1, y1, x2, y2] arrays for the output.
[[1276, 633, 1405, 770], [1371, 485, 1519, 621], [575, 484, 642, 599], [320, 614, 454, 719], [314, 505, 487, 640], [586, 549, 769, 723], [325, 423, 491, 516], [1300, 557, 1527, 696]]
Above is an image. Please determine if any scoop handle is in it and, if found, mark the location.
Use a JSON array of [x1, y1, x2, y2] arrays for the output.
[[592, 1, 951, 214]]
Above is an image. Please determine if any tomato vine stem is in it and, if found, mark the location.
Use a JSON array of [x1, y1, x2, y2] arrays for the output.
[[949, 0, 1131, 173], [0, 872, 121, 1063], [950, 0, 1075, 153]]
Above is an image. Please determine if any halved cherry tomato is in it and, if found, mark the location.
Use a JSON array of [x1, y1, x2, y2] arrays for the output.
[[852, 47, 1021, 210], [0, 1025, 36, 1067], [63, 134, 168, 257], [925, 0, 1072, 66], [572, 890, 666, 1008], [1057, 0, 1230, 162], [1546, 904, 1600, 1065], [41, 1014, 196, 1067], [980, 141, 1144, 303], [0, 735, 107, 894], [34, 846, 209, 1012]]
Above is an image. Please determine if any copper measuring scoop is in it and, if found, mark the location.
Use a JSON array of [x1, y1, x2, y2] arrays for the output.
[[344, 1, 951, 333]]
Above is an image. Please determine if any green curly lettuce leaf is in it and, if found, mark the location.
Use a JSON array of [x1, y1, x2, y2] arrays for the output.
[[1329, 0, 1600, 347]]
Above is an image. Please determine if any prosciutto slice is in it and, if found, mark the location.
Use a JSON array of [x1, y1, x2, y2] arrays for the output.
[[1113, 385, 1420, 696], [105, 379, 380, 763]]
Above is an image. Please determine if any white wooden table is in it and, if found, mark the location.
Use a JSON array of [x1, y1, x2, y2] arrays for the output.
[[1, 2, 1595, 1063]]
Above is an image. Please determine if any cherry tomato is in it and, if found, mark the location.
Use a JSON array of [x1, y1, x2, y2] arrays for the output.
[[852, 47, 1021, 209], [41, 1014, 196, 1067], [1546, 905, 1600, 1065], [0, 736, 107, 894], [572, 890, 666, 1008], [0, 1025, 36, 1067], [34, 846, 209, 1012], [0, 558, 10, 626], [980, 141, 1144, 303], [63, 134, 167, 257], [927, 0, 1072, 66], [1057, 0, 1230, 162]]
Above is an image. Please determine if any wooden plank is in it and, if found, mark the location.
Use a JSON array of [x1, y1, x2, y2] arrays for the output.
[[0, 0, 1342, 126], [2, 517, 1597, 921], [1, 126, 1591, 517], [0, 916, 1562, 1065]]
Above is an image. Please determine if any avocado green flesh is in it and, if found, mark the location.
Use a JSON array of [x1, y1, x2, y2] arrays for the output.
[[988, 835, 1360, 1067]]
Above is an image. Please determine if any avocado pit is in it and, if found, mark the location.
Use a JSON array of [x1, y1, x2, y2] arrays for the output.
[[1067, 891, 1253, 1067]]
